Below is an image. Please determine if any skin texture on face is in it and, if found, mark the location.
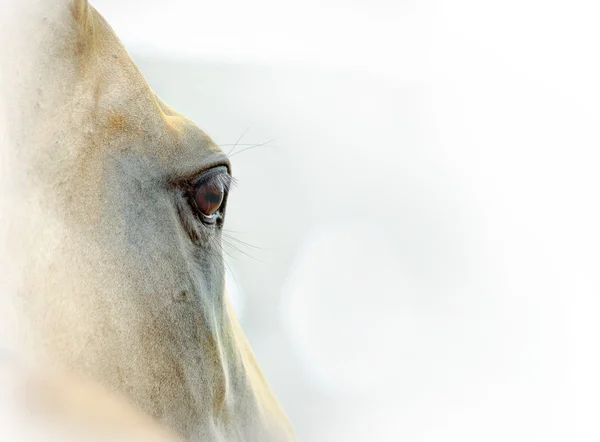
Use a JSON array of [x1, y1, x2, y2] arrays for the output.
[[0, 1, 294, 440]]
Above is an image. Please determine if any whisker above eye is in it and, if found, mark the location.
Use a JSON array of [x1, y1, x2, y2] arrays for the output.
[[226, 127, 250, 156], [220, 143, 276, 146], [228, 138, 280, 158]]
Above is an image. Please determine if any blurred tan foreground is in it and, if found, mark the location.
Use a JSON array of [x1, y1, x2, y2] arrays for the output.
[[0, 358, 180, 442]]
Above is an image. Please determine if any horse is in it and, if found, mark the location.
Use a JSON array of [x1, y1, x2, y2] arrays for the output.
[[0, 1, 294, 440]]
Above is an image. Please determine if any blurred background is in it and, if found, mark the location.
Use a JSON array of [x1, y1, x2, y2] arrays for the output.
[[94, 1, 599, 440]]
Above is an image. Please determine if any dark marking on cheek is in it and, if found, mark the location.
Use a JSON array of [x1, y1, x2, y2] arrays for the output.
[[174, 290, 190, 303]]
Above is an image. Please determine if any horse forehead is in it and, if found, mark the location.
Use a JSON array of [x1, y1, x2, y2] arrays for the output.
[[74, 8, 217, 155]]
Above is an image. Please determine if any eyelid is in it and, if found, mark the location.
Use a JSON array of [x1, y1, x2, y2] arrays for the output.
[[170, 150, 232, 182], [169, 164, 233, 191], [190, 166, 232, 191]]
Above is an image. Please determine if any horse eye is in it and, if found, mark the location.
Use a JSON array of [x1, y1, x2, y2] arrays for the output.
[[193, 181, 224, 217]]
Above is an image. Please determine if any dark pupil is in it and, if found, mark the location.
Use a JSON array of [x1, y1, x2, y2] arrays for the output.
[[204, 192, 221, 203], [195, 183, 223, 216]]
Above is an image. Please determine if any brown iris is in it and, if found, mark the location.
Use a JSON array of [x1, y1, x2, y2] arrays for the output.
[[194, 181, 224, 216]]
